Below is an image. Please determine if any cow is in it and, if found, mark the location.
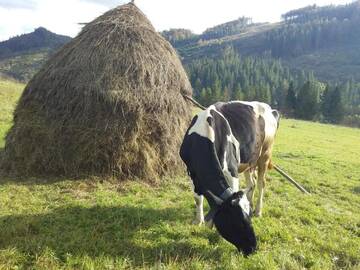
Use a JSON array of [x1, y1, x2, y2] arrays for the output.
[[180, 101, 280, 255]]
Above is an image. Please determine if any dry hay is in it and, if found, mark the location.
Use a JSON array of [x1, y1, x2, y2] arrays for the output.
[[1, 3, 193, 181]]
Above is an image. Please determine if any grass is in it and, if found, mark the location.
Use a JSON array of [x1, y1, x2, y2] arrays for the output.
[[0, 78, 359, 269], [0, 79, 24, 148]]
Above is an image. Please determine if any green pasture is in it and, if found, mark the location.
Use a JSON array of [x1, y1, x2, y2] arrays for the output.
[[0, 79, 359, 269]]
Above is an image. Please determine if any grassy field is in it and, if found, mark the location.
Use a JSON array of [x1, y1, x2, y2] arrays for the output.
[[0, 79, 24, 148], [0, 79, 359, 269]]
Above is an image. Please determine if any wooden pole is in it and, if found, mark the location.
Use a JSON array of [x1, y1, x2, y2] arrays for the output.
[[182, 94, 206, 110], [273, 164, 310, 194]]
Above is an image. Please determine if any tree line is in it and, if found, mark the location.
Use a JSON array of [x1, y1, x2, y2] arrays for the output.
[[186, 47, 360, 127], [201, 17, 253, 40], [282, 2, 360, 23], [267, 1, 360, 58]]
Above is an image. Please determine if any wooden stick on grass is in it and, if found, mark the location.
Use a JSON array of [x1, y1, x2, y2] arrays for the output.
[[273, 164, 310, 194]]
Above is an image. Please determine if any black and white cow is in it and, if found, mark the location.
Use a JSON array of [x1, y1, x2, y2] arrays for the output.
[[180, 101, 280, 255]]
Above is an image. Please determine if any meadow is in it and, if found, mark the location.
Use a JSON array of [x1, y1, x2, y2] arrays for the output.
[[0, 79, 359, 269]]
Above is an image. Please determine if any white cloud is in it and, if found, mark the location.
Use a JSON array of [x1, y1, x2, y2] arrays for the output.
[[79, 0, 125, 7], [136, 0, 354, 33], [0, 0, 110, 40], [0, 0, 354, 41], [0, 0, 37, 10]]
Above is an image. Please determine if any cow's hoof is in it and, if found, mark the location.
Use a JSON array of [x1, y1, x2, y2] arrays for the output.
[[192, 219, 204, 225], [205, 220, 214, 229], [254, 210, 262, 217]]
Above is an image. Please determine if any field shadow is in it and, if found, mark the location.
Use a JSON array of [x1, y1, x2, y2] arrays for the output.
[[0, 166, 101, 186], [0, 148, 103, 186], [0, 205, 221, 266], [352, 186, 360, 194], [0, 174, 85, 186]]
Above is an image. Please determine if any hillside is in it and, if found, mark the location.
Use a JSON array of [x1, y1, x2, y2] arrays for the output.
[[160, 2, 360, 127], [0, 27, 71, 81], [0, 3, 360, 126], [0, 27, 71, 58], [1, 3, 360, 85], [0, 78, 359, 269], [166, 1, 360, 83]]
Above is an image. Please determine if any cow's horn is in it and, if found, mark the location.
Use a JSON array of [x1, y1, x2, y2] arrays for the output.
[[207, 190, 223, 205], [242, 186, 253, 195]]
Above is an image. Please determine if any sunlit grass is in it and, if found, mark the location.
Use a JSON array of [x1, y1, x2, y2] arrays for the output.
[[0, 79, 24, 148], [0, 78, 359, 269]]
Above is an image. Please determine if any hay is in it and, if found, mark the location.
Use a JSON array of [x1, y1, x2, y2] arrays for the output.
[[1, 3, 192, 181]]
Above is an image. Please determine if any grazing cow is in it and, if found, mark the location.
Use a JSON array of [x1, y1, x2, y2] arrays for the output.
[[180, 101, 280, 254]]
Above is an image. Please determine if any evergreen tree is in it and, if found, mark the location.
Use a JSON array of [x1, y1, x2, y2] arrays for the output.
[[331, 87, 345, 123], [194, 78, 202, 92], [199, 88, 208, 105], [232, 84, 244, 100], [321, 84, 332, 121], [275, 80, 289, 109], [223, 87, 230, 101], [296, 81, 320, 120], [321, 85, 345, 123], [285, 82, 297, 115]]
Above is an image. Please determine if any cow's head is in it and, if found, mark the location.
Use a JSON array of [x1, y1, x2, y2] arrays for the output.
[[208, 190, 257, 255]]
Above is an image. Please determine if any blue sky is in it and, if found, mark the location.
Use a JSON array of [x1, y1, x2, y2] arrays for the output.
[[0, 0, 354, 41]]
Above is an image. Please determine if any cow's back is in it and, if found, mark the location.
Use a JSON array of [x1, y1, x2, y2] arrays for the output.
[[214, 102, 266, 166]]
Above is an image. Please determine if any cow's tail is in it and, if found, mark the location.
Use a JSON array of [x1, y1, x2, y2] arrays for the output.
[[268, 160, 274, 170]]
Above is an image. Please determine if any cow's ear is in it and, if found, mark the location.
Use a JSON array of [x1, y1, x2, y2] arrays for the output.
[[272, 109, 280, 119], [272, 110, 281, 127], [231, 198, 240, 206], [207, 190, 224, 205]]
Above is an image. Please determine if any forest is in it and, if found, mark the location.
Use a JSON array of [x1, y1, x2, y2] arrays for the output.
[[186, 47, 360, 127], [267, 3, 360, 58], [161, 2, 360, 127]]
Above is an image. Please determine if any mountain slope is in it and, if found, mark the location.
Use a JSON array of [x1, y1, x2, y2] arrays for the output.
[[1, 2, 360, 85], [0, 27, 71, 59], [166, 1, 360, 83], [0, 27, 71, 81]]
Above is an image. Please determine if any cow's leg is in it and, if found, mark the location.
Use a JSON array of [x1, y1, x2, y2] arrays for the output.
[[193, 192, 205, 225], [229, 176, 239, 192], [254, 160, 268, 217], [189, 181, 204, 225], [244, 170, 256, 209]]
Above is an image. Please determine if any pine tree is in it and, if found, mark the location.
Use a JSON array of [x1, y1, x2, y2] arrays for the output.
[[199, 88, 208, 105], [296, 81, 320, 120], [285, 82, 297, 115], [223, 87, 230, 101], [330, 87, 345, 123], [321, 84, 332, 121], [275, 80, 289, 109], [212, 86, 222, 103], [194, 78, 202, 92], [233, 84, 244, 100], [321, 85, 345, 123], [206, 88, 213, 105]]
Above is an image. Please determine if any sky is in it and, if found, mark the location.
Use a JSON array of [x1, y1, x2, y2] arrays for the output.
[[0, 0, 355, 41]]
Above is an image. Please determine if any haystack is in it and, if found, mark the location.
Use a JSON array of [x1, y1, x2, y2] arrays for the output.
[[1, 3, 193, 180]]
